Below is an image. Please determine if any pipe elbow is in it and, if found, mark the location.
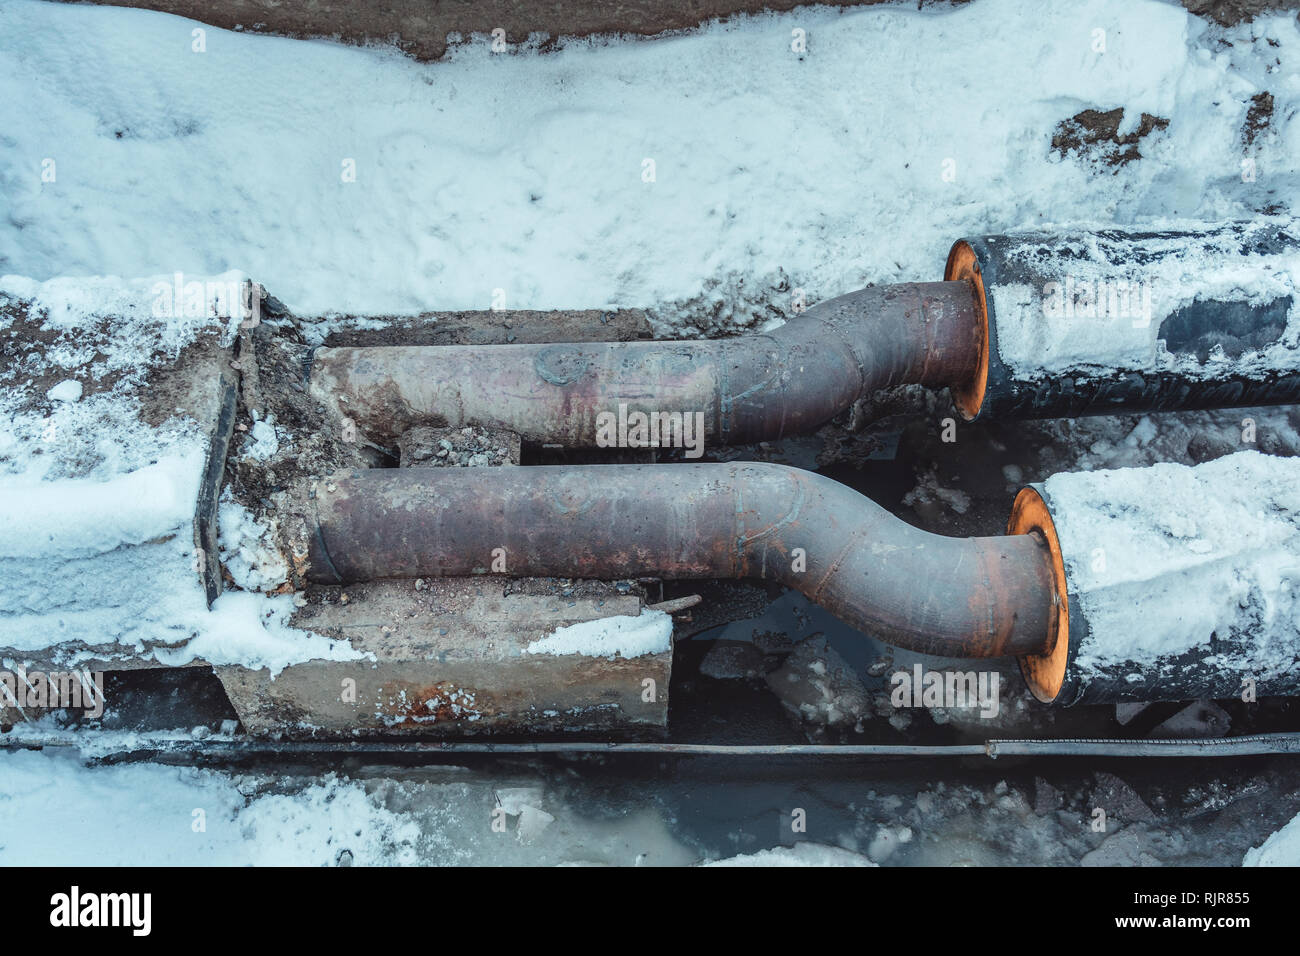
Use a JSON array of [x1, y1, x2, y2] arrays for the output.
[[720, 463, 1053, 658]]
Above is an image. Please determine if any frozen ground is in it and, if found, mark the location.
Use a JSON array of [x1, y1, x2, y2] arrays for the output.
[[2, 743, 1299, 866], [1, 0, 1298, 329], [3, 0, 1300, 864]]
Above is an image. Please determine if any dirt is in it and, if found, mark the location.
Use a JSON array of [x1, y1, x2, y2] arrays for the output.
[[0, 288, 235, 480], [1181, 0, 1299, 25], [1243, 90, 1275, 146], [1050, 107, 1171, 171], [398, 424, 521, 468], [61, 0, 1292, 64], [0, 294, 221, 423], [65, 0, 906, 61]]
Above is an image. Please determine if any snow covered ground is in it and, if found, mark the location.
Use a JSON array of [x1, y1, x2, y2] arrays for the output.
[[1244, 809, 1300, 865], [3, 0, 1300, 865], [2, 0, 1298, 329], [2, 741, 1297, 866], [0, 273, 368, 671]]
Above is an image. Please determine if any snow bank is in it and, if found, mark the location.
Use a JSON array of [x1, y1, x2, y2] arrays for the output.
[[1041, 451, 1300, 676], [0, 748, 701, 866], [0, 749, 423, 866], [2, 0, 1297, 329], [524, 610, 673, 659], [0, 453, 201, 560], [0, 274, 357, 671], [703, 843, 876, 866], [1243, 811, 1300, 865]]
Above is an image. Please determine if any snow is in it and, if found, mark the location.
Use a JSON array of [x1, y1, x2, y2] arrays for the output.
[[45, 379, 82, 403], [1243, 810, 1300, 865], [0, 271, 248, 381], [2, 0, 1298, 333], [242, 416, 280, 461], [988, 223, 1300, 379], [524, 610, 673, 659], [0, 273, 358, 672], [703, 843, 876, 866], [1040, 450, 1300, 675], [0, 749, 424, 866], [0, 747, 703, 866], [217, 495, 290, 594], [0, 452, 201, 561], [0, 272, 242, 484]]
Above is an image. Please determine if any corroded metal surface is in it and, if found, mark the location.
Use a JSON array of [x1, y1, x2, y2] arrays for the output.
[[309, 281, 982, 447], [307, 462, 1056, 660]]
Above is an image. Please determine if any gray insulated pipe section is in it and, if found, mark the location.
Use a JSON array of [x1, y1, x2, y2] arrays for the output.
[[1010, 450, 1300, 705], [945, 220, 1300, 421]]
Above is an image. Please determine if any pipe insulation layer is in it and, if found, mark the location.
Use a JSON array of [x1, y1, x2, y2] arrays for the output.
[[309, 282, 983, 446], [1012, 451, 1300, 705], [948, 220, 1300, 421], [307, 463, 1056, 660]]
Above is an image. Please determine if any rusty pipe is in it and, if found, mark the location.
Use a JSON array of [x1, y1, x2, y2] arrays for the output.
[[309, 282, 983, 447], [307, 463, 1056, 660]]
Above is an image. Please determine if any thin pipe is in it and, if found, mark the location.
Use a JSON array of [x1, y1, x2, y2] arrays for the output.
[[14, 735, 1300, 759]]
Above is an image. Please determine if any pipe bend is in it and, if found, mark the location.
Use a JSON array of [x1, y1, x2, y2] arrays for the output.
[[307, 462, 1054, 660], [307, 281, 982, 448]]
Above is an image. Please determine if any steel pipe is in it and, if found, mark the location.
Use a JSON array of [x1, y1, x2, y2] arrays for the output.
[[311, 223, 1300, 449], [307, 462, 1057, 660], [309, 281, 984, 447]]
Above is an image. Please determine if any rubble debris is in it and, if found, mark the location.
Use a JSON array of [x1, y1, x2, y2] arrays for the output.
[[765, 636, 870, 734], [699, 642, 766, 680]]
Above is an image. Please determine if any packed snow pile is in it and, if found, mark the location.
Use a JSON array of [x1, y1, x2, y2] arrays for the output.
[[2, 0, 1298, 331], [1243, 810, 1300, 865], [524, 610, 673, 658], [0, 274, 358, 672], [1040, 450, 1300, 677], [0, 748, 704, 866], [0, 749, 425, 866], [703, 843, 877, 866]]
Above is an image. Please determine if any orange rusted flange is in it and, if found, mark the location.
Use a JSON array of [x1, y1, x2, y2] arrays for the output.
[[943, 239, 989, 422], [1007, 487, 1070, 703]]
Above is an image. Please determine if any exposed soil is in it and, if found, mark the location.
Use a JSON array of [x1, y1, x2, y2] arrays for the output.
[[63, 0, 1291, 64], [1051, 107, 1171, 171], [1243, 90, 1275, 146]]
